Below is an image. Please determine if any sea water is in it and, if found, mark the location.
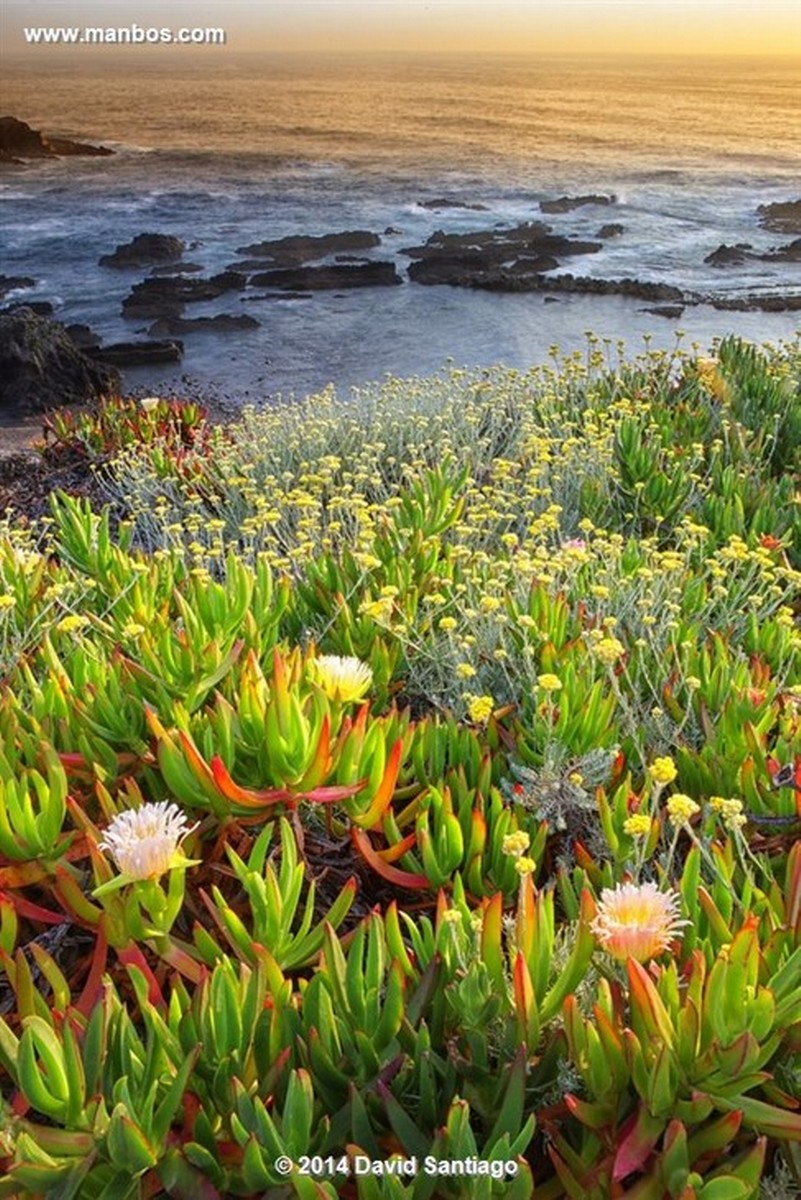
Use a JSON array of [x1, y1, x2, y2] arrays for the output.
[[1, 52, 800, 403]]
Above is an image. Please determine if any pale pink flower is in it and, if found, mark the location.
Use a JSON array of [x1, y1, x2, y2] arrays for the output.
[[591, 881, 688, 963]]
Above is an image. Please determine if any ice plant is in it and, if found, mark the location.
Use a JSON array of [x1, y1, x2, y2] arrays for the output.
[[307, 654, 373, 703], [591, 881, 688, 963], [97, 800, 198, 887]]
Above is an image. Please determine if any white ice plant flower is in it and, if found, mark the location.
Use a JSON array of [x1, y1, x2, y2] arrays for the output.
[[307, 654, 373, 703], [97, 800, 198, 887]]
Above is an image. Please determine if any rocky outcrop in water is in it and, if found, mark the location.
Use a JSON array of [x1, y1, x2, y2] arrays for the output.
[[708, 294, 801, 312], [237, 230, 381, 264], [401, 223, 601, 287], [0, 308, 119, 414], [417, 198, 489, 211], [0, 275, 36, 299], [148, 314, 260, 336], [597, 223, 624, 238], [540, 194, 615, 213], [705, 239, 801, 266], [0, 116, 113, 163], [100, 233, 186, 269], [121, 272, 247, 319], [248, 263, 402, 290], [757, 200, 801, 235], [705, 244, 755, 266]]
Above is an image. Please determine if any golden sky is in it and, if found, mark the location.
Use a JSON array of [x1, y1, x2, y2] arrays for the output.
[[2, 0, 800, 56]]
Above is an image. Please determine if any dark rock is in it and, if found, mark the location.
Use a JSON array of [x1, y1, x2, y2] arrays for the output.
[[384, 226, 403, 236], [402, 223, 601, 288], [0, 309, 118, 415], [88, 340, 184, 366], [122, 271, 247, 319], [417, 198, 489, 211], [597, 223, 624, 238], [150, 262, 204, 275], [543, 297, 560, 304], [0, 115, 113, 162], [407, 256, 559, 287], [100, 233, 186, 269], [641, 305, 685, 318], [148, 314, 260, 336], [237, 230, 381, 264], [704, 243, 755, 267], [249, 262, 402, 290], [65, 323, 101, 349], [3, 300, 54, 317], [0, 275, 35, 299], [540, 194, 615, 214], [541, 275, 684, 302], [757, 199, 801, 235], [761, 238, 801, 263], [247, 292, 313, 302], [709, 294, 801, 313]]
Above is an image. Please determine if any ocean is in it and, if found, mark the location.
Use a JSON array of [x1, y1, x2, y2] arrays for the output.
[[1, 52, 800, 404]]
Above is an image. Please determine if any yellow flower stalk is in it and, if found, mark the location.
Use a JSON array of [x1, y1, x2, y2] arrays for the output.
[[307, 654, 373, 703], [591, 881, 688, 962]]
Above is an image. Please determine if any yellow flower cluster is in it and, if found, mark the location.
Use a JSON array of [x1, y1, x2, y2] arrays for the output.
[[710, 796, 747, 830], [623, 813, 652, 838], [666, 794, 700, 826], [649, 756, 678, 786]]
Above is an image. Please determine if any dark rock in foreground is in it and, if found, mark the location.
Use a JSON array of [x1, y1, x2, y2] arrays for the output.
[[100, 233, 186, 269], [148, 314, 260, 336], [1, 115, 113, 163], [0, 275, 35, 299], [0, 308, 119, 414], [237, 230, 381, 265], [541, 194, 615, 213], [88, 340, 184, 366], [65, 324, 101, 349], [757, 199, 801, 235], [249, 263, 402, 290], [122, 271, 247, 319], [3, 301, 54, 317]]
